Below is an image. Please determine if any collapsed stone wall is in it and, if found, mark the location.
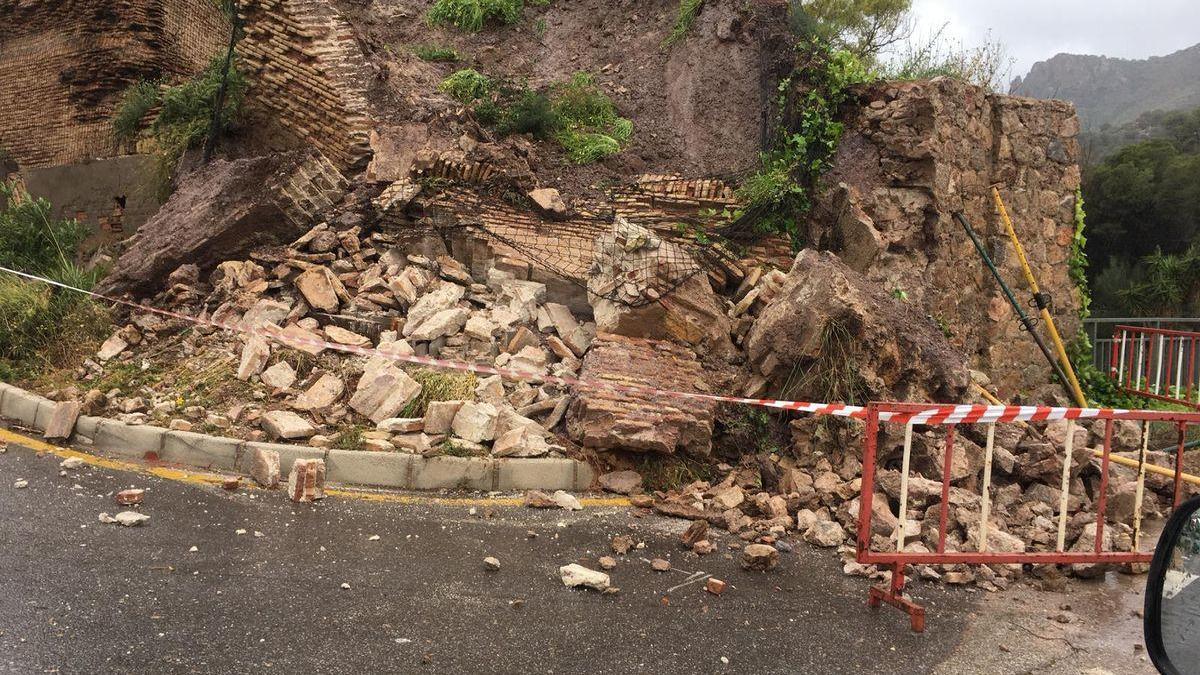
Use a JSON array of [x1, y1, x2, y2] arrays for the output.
[[0, 0, 229, 170], [237, 0, 373, 172], [810, 78, 1083, 398]]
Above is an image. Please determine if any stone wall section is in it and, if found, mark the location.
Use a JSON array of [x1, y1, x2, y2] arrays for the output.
[[237, 0, 373, 172], [812, 78, 1083, 396], [0, 0, 228, 170]]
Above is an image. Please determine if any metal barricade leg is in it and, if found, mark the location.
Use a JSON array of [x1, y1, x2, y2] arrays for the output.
[[867, 562, 926, 633]]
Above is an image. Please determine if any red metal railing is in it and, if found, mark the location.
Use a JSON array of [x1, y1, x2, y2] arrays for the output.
[[857, 402, 1200, 632], [1110, 325, 1200, 409]]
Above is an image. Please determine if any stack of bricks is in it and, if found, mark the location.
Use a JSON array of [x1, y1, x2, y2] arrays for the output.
[[287, 458, 326, 503], [266, 150, 351, 226], [0, 0, 228, 170], [238, 0, 373, 172]]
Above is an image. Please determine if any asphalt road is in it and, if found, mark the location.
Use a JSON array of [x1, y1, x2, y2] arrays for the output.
[[0, 439, 983, 674]]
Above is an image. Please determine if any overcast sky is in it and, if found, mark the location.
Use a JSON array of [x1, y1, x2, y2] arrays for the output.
[[899, 0, 1200, 84]]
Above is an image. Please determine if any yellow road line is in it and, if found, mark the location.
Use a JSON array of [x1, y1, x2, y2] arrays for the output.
[[0, 427, 630, 507]]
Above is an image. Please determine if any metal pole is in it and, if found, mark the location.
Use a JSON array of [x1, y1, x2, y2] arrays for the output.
[[992, 188, 1089, 407], [954, 212, 1075, 398]]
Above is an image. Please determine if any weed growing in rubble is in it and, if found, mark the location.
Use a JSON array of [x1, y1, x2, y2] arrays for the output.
[[400, 369, 478, 418], [778, 320, 870, 405], [427, 0, 524, 32], [440, 69, 494, 104], [413, 45, 462, 62], [334, 425, 366, 452], [663, 0, 704, 49]]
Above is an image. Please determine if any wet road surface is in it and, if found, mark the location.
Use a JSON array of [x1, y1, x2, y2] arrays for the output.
[[0, 437, 1158, 674]]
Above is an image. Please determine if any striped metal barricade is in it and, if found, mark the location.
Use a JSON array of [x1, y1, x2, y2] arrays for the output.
[[856, 402, 1200, 632], [1110, 325, 1200, 409]]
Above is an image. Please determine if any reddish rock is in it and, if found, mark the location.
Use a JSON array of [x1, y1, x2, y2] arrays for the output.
[[681, 519, 709, 548], [568, 334, 716, 456], [705, 578, 727, 595], [116, 489, 144, 506], [287, 458, 326, 503]]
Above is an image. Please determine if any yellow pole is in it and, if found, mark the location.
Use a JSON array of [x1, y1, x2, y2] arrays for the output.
[[972, 382, 1200, 487], [992, 187, 1089, 407]]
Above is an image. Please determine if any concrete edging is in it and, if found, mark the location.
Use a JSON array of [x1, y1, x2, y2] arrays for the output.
[[0, 381, 595, 492]]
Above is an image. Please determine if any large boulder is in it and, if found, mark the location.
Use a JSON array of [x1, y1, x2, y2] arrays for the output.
[[567, 333, 717, 456], [745, 249, 969, 404], [98, 150, 347, 296]]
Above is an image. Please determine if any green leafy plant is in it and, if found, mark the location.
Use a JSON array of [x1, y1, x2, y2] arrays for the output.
[[440, 68, 494, 103], [413, 44, 462, 62], [0, 182, 110, 379], [729, 44, 870, 250], [112, 57, 245, 197], [550, 72, 633, 163], [427, 0, 524, 32], [112, 80, 161, 144], [663, 0, 704, 49]]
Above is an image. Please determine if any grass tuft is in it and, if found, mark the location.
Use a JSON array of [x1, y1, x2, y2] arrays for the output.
[[663, 0, 704, 49], [413, 44, 462, 62], [440, 68, 494, 103], [400, 369, 478, 418], [427, 0, 524, 32], [112, 80, 160, 144]]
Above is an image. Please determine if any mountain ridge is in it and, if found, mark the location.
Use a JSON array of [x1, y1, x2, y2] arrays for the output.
[[1010, 43, 1200, 129]]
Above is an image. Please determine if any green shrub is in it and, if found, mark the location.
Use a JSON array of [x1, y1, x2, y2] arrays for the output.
[[400, 369, 478, 418], [663, 0, 704, 49], [440, 68, 494, 103], [112, 80, 161, 144], [0, 181, 111, 379], [497, 89, 558, 138], [427, 0, 524, 32], [413, 44, 462, 62], [550, 72, 633, 163], [111, 57, 245, 198], [0, 181, 90, 276]]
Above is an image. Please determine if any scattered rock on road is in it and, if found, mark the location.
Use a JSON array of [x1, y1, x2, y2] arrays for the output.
[[116, 489, 144, 505], [598, 556, 617, 570], [705, 578, 727, 595], [650, 558, 671, 572], [559, 564, 610, 591], [288, 458, 326, 503], [741, 544, 779, 571], [484, 556, 501, 571], [60, 457, 85, 470], [13, 479, 29, 489], [551, 490, 582, 511], [106, 511, 150, 527], [681, 520, 708, 548]]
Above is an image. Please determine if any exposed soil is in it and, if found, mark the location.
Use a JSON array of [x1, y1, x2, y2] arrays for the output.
[[338, 0, 795, 196]]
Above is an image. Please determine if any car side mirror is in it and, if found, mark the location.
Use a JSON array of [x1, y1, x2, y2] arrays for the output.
[[1145, 495, 1200, 674]]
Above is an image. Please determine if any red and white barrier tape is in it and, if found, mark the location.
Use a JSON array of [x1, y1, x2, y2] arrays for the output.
[[0, 265, 1149, 424]]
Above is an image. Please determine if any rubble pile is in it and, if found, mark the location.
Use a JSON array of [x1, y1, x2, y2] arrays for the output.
[[644, 413, 1188, 587], [72, 211, 619, 461]]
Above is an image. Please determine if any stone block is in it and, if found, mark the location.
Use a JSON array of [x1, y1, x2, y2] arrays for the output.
[[326, 449, 414, 488], [160, 430, 242, 470], [94, 421, 167, 459], [287, 458, 326, 502]]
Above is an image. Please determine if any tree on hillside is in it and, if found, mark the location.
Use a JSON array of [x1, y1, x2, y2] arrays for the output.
[[790, 0, 913, 59]]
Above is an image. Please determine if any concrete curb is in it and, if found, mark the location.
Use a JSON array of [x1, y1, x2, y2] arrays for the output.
[[0, 381, 595, 492]]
